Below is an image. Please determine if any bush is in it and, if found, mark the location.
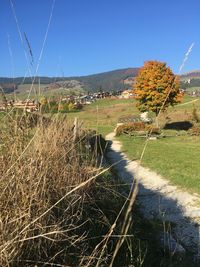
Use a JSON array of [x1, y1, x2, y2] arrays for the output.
[[68, 102, 75, 111], [58, 102, 69, 112], [192, 107, 200, 123], [48, 100, 58, 113], [189, 126, 200, 136], [75, 102, 83, 110], [146, 125, 161, 135], [116, 122, 146, 136]]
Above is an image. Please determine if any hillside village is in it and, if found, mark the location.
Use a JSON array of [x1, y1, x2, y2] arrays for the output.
[[0, 87, 136, 112], [0, 84, 195, 114], [1, 66, 200, 114]]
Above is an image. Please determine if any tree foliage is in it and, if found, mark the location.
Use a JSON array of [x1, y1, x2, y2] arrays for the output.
[[39, 96, 47, 106], [134, 61, 182, 115], [58, 102, 68, 112]]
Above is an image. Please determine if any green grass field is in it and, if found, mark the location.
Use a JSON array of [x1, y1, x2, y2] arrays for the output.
[[67, 98, 138, 136], [118, 135, 200, 194]]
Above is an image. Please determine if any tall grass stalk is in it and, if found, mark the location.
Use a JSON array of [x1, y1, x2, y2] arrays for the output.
[[0, 115, 98, 265]]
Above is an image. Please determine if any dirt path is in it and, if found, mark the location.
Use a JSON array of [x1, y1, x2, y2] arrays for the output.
[[176, 98, 199, 106], [106, 132, 200, 256]]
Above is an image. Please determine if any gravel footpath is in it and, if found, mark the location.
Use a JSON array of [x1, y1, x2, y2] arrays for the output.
[[106, 132, 200, 256]]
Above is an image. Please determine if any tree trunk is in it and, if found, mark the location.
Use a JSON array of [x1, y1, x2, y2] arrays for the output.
[[155, 114, 159, 128]]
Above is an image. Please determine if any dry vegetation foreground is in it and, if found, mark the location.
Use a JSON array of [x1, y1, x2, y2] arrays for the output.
[[0, 113, 135, 266]]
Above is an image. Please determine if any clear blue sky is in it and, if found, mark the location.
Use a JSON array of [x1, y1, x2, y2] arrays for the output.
[[0, 0, 199, 77]]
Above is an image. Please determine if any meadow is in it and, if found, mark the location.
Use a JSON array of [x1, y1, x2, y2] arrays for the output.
[[67, 98, 139, 136], [68, 95, 200, 194], [5, 83, 85, 100]]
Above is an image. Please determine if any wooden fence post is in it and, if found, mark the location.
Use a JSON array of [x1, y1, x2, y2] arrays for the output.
[[73, 117, 78, 143]]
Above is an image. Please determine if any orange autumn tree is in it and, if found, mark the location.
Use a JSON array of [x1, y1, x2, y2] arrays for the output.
[[134, 61, 183, 116]]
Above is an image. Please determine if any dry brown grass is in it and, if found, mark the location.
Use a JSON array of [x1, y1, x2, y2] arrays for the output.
[[0, 114, 105, 266], [0, 113, 137, 267]]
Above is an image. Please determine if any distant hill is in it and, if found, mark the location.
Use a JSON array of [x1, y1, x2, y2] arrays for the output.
[[0, 68, 139, 95], [180, 70, 200, 79], [3, 68, 200, 95], [74, 68, 139, 92]]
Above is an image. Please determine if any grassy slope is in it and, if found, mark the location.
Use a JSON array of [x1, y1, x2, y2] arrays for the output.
[[6, 83, 84, 100], [67, 98, 138, 136]]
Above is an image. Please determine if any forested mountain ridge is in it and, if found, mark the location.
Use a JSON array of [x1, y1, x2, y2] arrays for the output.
[[0, 68, 139, 93]]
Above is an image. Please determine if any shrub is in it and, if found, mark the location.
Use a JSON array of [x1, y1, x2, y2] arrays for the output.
[[58, 102, 69, 112], [146, 125, 161, 135], [68, 102, 75, 111], [116, 122, 146, 136], [192, 107, 200, 123], [75, 102, 83, 110], [48, 100, 58, 113], [39, 96, 47, 106], [189, 126, 200, 136]]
